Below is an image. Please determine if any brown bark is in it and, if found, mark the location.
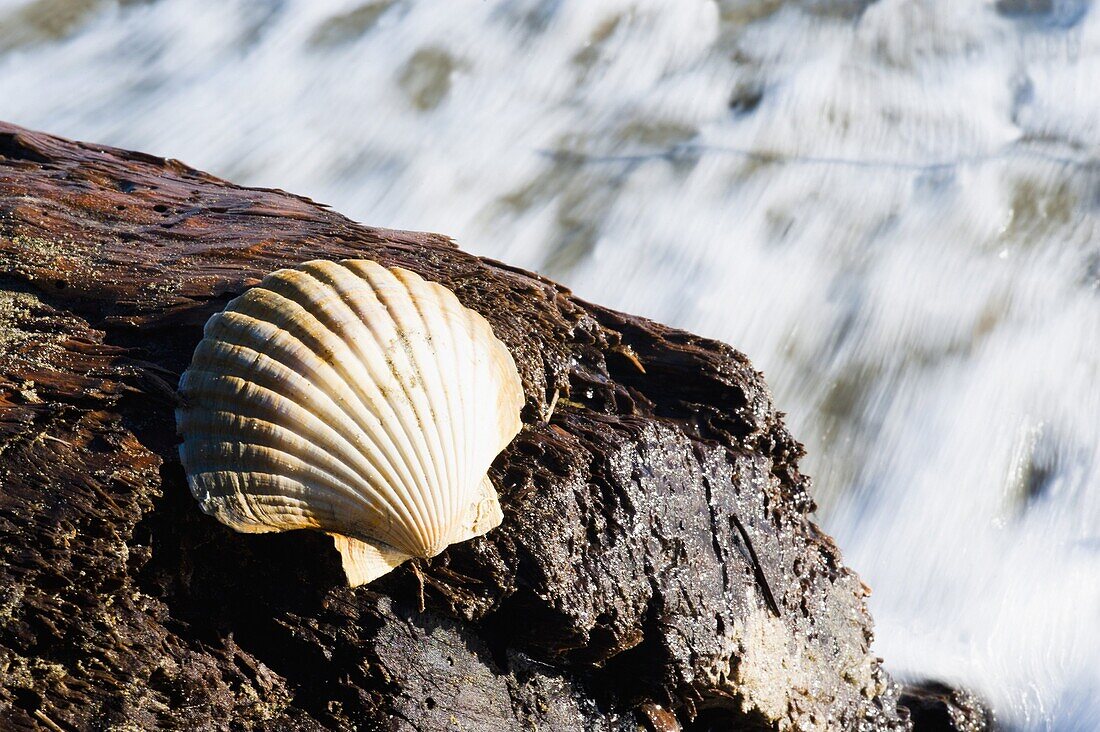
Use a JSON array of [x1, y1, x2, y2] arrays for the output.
[[0, 122, 912, 731]]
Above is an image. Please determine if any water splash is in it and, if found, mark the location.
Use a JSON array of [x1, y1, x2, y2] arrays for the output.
[[2, 0, 1097, 727]]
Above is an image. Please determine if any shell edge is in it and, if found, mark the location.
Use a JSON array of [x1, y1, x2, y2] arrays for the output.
[[329, 533, 412, 587]]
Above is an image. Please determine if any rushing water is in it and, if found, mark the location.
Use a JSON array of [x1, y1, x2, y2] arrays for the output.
[[2, 1, 1097, 728]]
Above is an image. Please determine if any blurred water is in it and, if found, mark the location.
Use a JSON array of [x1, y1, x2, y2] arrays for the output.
[[1, 0, 1097, 728]]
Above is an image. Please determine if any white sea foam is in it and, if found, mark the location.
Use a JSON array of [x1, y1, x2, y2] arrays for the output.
[[2, 0, 1097, 727]]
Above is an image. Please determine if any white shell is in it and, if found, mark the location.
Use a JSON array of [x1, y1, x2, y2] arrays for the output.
[[176, 259, 524, 586]]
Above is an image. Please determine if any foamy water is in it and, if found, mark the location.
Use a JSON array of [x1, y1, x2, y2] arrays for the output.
[[2, 1, 1097, 728]]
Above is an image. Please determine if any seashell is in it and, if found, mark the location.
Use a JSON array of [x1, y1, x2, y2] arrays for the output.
[[176, 259, 524, 586]]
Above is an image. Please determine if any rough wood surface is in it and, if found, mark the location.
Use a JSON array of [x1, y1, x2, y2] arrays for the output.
[[0, 122, 912, 731]]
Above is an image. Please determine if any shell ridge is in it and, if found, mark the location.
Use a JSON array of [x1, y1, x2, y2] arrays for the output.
[[228, 281, 438, 553], [351, 263, 456, 555], [302, 261, 449, 549], [465, 308, 510, 481], [462, 309, 507, 496], [178, 382, 414, 547], [313, 261, 450, 555], [389, 269, 466, 548], [187, 460, 360, 521], [188, 469, 320, 529], [462, 308, 517, 479], [185, 443, 379, 521], [187, 449, 413, 550], [180, 369, 426, 552], [178, 408, 416, 544], [441, 289, 476, 536], [477, 312, 525, 453], [183, 337, 414, 512], [363, 267, 452, 554], [194, 470, 345, 531], [200, 307, 425, 510], [298, 262, 446, 554]]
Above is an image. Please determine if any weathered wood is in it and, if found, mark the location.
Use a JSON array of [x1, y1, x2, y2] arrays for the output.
[[0, 122, 911, 731]]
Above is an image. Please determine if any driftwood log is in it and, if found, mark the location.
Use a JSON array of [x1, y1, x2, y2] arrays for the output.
[[0, 122, 913, 731]]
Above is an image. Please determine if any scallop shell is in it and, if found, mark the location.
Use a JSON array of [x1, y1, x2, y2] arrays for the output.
[[176, 259, 524, 586]]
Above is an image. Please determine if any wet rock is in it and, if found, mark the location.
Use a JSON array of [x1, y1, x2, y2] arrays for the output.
[[398, 47, 458, 111], [994, 0, 1089, 27], [900, 680, 998, 732], [308, 1, 397, 48]]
